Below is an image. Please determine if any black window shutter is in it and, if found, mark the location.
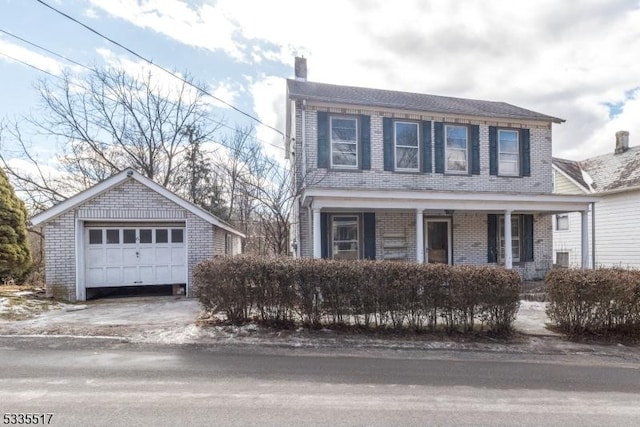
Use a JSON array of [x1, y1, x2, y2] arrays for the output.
[[489, 126, 498, 176], [520, 128, 530, 177], [487, 214, 498, 263], [363, 212, 376, 260], [421, 121, 432, 173], [320, 212, 328, 259], [434, 122, 444, 173], [317, 112, 329, 168], [360, 115, 371, 170], [383, 118, 393, 171], [522, 214, 534, 261], [471, 124, 480, 175]]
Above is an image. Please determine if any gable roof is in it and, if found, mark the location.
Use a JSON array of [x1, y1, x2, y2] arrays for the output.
[[552, 157, 590, 192], [287, 79, 564, 123], [30, 168, 245, 238], [578, 145, 640, 193]]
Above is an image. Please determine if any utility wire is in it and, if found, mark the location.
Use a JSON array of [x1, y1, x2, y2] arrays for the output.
[[34, 0, 287, 140], [0, 28, 91, 71], [0, 30, 285, 151]]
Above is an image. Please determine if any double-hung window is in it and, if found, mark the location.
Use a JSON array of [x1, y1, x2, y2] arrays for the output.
[[330, 117, 358, 168], [331, 215, 359, 260], [499, 216, 521, 262], [498, 130, 519, 175], [445, 125, 468, 173], [395, 121, 419, 171]]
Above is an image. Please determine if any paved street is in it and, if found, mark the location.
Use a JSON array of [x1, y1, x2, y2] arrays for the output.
[[1, 336, 640, 426]]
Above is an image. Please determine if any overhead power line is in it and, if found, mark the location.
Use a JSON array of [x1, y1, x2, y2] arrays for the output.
[[0, 28, 285, 151], [34, 0, 287, 140]]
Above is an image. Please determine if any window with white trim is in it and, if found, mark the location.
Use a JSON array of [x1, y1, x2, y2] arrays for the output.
[[330, 116, 358, 168], [225, 233, 233, 255], [445, 125, 468, 173], [555, 214, 569, 231], [498, 129, 519, 176], [395, 121, 419, 171], [331, 215, 359, 260], [499, 216, 521, 262], [556, 251, 569, 267]]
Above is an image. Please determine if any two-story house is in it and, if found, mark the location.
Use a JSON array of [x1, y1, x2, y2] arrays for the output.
[[286, 58, 596, 279]]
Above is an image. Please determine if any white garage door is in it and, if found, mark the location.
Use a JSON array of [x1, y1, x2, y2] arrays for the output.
[[84, 225, 186, 288]]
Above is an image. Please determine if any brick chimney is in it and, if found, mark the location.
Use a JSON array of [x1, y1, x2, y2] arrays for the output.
[[615, 130, 629, 154], [294, 57, 307, 81]]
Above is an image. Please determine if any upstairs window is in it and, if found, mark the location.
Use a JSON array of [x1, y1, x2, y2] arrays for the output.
[[498, 130, 519, 176], [445, 125, 468, 173], [330, 117, 358, 168], [395, 122, 419, 171]]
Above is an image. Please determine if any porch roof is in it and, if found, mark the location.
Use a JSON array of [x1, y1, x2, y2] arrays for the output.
[[302, 188, 599, 214]]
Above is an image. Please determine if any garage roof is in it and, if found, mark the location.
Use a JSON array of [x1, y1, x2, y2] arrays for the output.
[[30, 168, 246, 238]]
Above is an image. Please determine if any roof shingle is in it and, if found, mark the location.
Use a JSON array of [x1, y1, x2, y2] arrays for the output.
[[287, 79, 564, 123]]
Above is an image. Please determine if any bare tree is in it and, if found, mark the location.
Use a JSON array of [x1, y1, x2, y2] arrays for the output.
[[1, 66, 220, 212]]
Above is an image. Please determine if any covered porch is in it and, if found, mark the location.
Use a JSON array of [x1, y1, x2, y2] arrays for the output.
[[301, 188, 598, 277]]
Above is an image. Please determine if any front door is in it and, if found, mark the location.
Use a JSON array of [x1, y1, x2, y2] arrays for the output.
[[425, 219, 451, 264]]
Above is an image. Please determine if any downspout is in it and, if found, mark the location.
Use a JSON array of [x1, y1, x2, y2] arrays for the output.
[[301, 99, 307, 187], [591, 202, 596, 269]]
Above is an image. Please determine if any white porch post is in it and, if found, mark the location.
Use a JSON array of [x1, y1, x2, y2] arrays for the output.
[[312, 208, 322, 259], [416, 210, 424, 263], [581, 209, 589, 268], [504, 210, 513, 269]]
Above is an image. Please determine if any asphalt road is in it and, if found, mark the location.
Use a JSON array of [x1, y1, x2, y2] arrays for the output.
[[0, 337, 639, 426]]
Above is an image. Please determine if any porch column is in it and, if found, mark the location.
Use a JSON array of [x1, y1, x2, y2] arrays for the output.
[[504, 210, 513, 269], [416, 209, 424, 263], [581, 209, 589, 268], [312, 208, 322, 259]]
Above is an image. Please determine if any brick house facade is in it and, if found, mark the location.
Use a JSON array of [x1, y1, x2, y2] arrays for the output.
[[31, 169, 244, 302], [286, 58, 596, 279]]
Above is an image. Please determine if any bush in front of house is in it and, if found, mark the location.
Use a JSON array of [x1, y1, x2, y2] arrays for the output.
[[194, 257, 522, 334], [545, 268, 640, 336]]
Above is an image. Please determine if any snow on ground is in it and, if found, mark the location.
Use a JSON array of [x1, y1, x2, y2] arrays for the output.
[[1, 294, 639, 360]]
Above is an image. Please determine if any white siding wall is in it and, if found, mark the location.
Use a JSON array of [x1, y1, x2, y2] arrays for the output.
[[593, 191, 640, 268]]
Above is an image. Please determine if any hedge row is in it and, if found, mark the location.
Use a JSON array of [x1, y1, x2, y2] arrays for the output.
[[546, 268, 640, 336], [194, 257, 521, 334]]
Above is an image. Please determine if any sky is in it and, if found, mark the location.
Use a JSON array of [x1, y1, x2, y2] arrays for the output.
[[1, 0, 640, 171]]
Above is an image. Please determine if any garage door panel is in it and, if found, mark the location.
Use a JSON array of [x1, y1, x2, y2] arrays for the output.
[[86, 268, 104, 286], [106, 267, 122, 284], [171, 267, 186, 282], [156, 265, 170, 280], [139, 266, 154, 283], [123, 266, 137, 283], [171, 247, 185, 264], [87, 248, 105, 266], [106, 248, 122, 266], [138, 247, 155, 264], [123, 248, 138, 266]]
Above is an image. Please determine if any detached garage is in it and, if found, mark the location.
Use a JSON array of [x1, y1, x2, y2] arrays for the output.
[[30, 168, 244, 302]]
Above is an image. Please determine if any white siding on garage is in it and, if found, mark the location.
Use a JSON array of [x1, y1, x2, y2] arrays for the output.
[[553, 211, 590, 267], [593, 190, 640, 268]]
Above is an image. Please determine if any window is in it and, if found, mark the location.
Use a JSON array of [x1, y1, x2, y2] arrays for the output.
[[498, 130, 519, 175], [171, 229, 184, 243], [123, 229, 136, 244], [225, 234, 233, 255], [499, 216, 521, 262], [395, 121, 419, 171], [156, 229, 168, 243], [556, 252, 569, 267], [331, 216, 359, 260], [556, 214, 569, 231], [89, 229, 102, 244], [445, 125, 468, 173], [139, 229, 152, 244], [330, 117, 357, 168], [106, 229, 120, 244]]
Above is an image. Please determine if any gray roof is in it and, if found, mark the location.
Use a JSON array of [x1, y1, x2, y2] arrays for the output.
[[287, 79, 564, 123], [580, 146, 640, 192], [552, 157, 589, 190]]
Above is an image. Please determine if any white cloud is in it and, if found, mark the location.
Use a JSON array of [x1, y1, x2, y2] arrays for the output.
[[0, 39, 66, 76], [249, 74, 286, 161]]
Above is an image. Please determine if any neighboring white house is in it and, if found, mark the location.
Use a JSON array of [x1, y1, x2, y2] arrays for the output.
[[30, 168, 244, 302], [286, 57, 597, 279], [553, 131, 639, 268]]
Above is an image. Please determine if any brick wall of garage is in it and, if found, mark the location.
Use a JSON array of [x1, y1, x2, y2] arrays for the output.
[[42, 178, 222, 301]]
